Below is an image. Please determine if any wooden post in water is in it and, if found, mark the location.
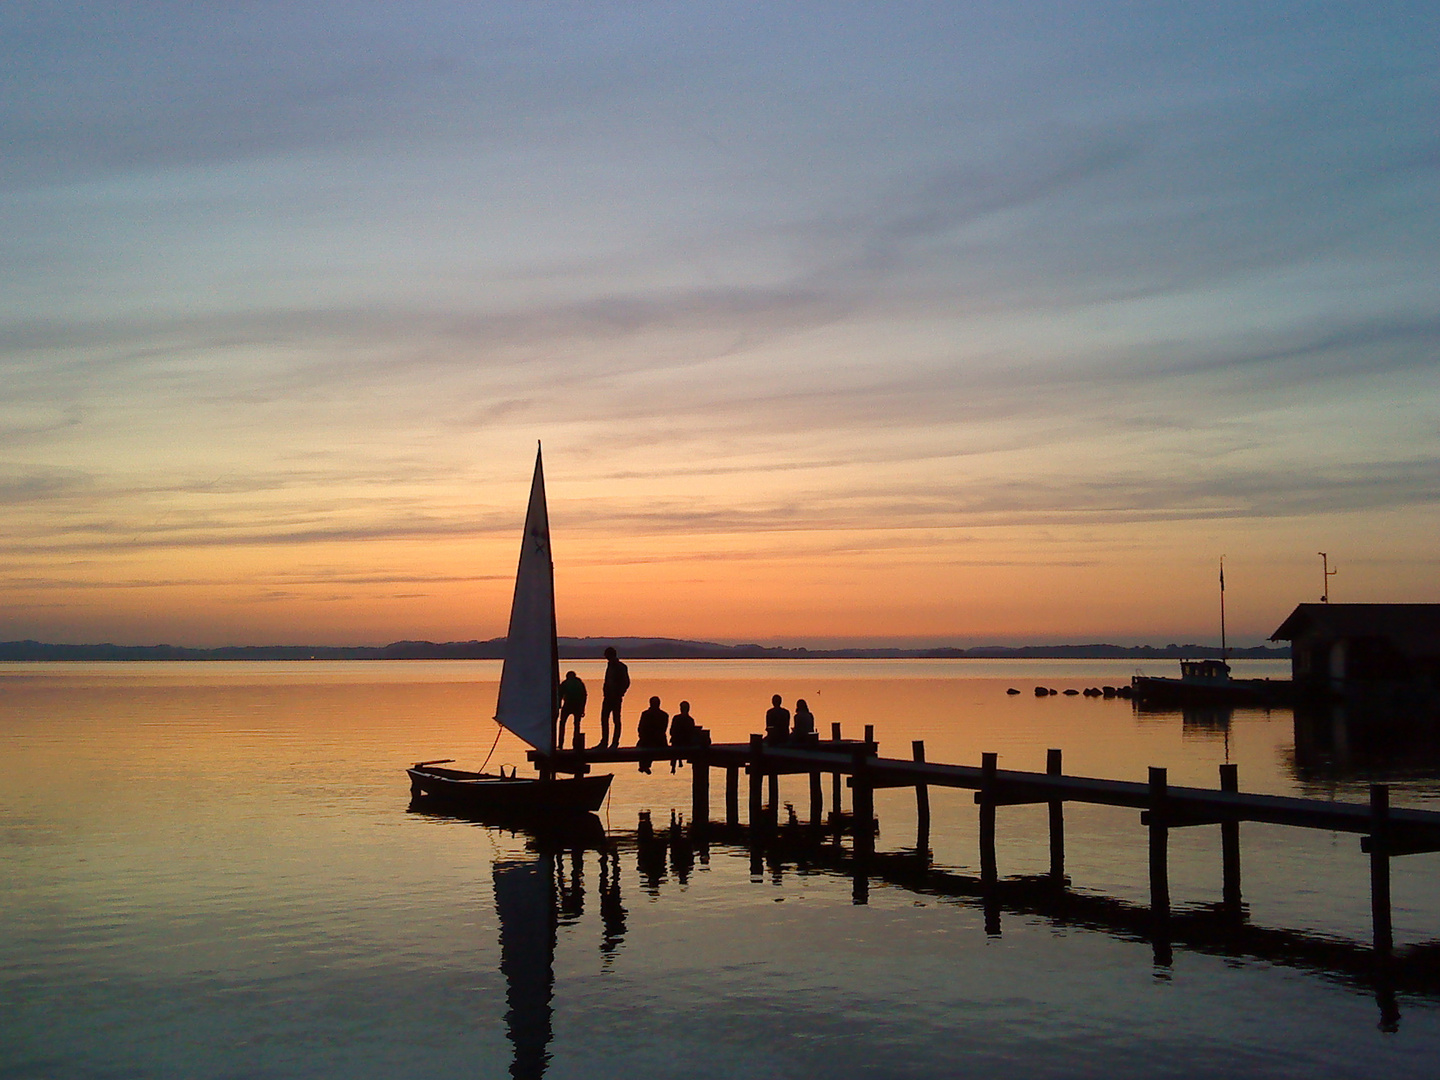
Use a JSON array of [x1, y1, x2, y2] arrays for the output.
[[1220, 763, 1242, 916], [809, 770, 823, 827], [767, 771, 780, 825], [851, 745, 875, 858], [1371, 783, 1394, 957], [748, 734, 765, 830], [831, 722, 844, 819], [979, 752, 1000, 936], [691, 743, 710, 827], [725, 765, 739, 827], [1047, 748, 1065, 885], [1149, 766, 1173, 966], [913, 740, 930, 858]]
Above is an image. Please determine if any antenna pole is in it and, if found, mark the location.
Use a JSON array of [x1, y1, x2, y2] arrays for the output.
[[1318, 551, 1335, 603]]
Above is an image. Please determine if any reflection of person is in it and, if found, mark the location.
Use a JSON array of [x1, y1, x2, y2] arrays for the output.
[[765, 694, 790, 744], [792, 698, 815, 742], [600, 647, 630, 749], [669, 700, 697, 773], [636, 696, 669, 774], [557, 670, 587, 750]]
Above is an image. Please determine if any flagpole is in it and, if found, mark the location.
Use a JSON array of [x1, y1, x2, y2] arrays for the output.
[[1219, 556, 1227, 662]]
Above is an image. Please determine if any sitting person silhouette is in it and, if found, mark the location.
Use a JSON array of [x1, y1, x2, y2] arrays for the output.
[[636, 695, 670, 774], [669, 700, 698, 773], [764, 694, 790, 745], [792, 698, 816, 742]]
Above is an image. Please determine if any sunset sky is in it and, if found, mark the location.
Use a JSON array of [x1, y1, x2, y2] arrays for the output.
[[3, 3, 1437, 648]]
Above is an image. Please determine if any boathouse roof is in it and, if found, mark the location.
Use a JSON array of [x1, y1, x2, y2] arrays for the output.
[[1270, 604, 1440, 657]]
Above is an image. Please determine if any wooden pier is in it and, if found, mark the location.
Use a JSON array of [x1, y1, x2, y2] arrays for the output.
[[535, 723, 1440, 989]]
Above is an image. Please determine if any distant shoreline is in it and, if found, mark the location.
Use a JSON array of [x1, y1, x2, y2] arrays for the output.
[[0, 637, 1289, 662]]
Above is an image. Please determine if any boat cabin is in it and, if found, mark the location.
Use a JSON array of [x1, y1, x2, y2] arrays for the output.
[[1179, 659, 1231, 685]]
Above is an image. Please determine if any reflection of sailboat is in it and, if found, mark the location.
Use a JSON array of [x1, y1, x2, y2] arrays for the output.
[[408, 445, 613, 812], [490, 818, 627, 1079], [494, 856, 556, 1080]]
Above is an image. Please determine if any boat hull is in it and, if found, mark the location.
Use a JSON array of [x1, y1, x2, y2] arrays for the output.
[[1131, 675, 1293, 707], [407, 766, 613, 813]]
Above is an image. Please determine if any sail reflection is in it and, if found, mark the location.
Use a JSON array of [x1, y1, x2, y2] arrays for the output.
[[493, 857, 556, 1080]]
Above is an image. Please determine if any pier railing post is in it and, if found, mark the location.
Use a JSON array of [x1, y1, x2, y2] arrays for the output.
[[913, 740, 930, 859], [1219, 763, 1242, 917], [1149, 766, 1172, 966], [978, 752, 1000, 935], [1047, 748, 1065, 886]]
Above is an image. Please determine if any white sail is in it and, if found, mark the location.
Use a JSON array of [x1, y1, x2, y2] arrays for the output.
[[494, 445, 559, 755]]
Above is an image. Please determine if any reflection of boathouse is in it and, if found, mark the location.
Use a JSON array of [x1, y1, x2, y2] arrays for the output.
[[1271, 604, 1440, 718]]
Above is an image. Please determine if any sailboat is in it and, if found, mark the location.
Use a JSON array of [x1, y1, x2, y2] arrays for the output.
[[407, 445, 614, 813]]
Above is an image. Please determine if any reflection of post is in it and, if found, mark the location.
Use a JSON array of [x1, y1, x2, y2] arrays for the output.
[[1219, 763, 1242, 917], [494, 855, 556, 1080], [913, 740, 930, 859], [1149, 767, 1172, 967], [1047, 748, 1064, 886], [725, 765, 739, 826], [979, 752, 999, 936]]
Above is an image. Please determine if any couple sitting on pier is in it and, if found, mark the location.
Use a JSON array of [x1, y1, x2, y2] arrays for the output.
[[636, 697, 699, 774], [765, 694, 816, 745]]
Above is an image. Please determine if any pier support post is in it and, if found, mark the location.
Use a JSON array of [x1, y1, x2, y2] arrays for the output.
[[980, 752, 1000, 935], [1220, 763, 1242, 917], [809, 770, 823, 827], [691, 749, 710, 828], [1149, 766, 1172, 966], [767, 771, 780, 825], [852, 746, 875, 858], [913, 740, 930, 859], [831, 722, 844, 821], [1370, 782, 1400, 1031], [725, 765, 739, 827], [1370, 783, 1393, 956], [748, 735, 765, 831], [1047, 748, 1065, 886]]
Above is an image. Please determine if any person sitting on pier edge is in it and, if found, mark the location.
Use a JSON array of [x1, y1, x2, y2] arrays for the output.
[[635, 696, 670, 774], [765, 694, 790, 744], [557, 669, 587, 750], [668, 700, 697, 773], [792, 698, 816, 744], [600, 646, 630, 750]]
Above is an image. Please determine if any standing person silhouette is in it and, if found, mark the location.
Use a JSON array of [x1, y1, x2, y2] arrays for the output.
[[600, 646, 630, 749], [765, 694, 790, 745], [557, 669, 587, 750]]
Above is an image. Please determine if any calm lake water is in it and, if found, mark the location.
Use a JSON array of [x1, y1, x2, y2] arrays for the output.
[[5, 658, 1440, 1078]]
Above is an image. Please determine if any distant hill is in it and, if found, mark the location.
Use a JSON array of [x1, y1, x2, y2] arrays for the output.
[[0, 637, 1289, 661]]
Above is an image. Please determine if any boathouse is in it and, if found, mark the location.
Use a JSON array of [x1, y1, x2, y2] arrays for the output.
[[1270, 604, 1440, 713]]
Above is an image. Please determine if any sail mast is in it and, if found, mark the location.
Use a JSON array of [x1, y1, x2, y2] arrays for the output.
[[494, 444, 559, 756]]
